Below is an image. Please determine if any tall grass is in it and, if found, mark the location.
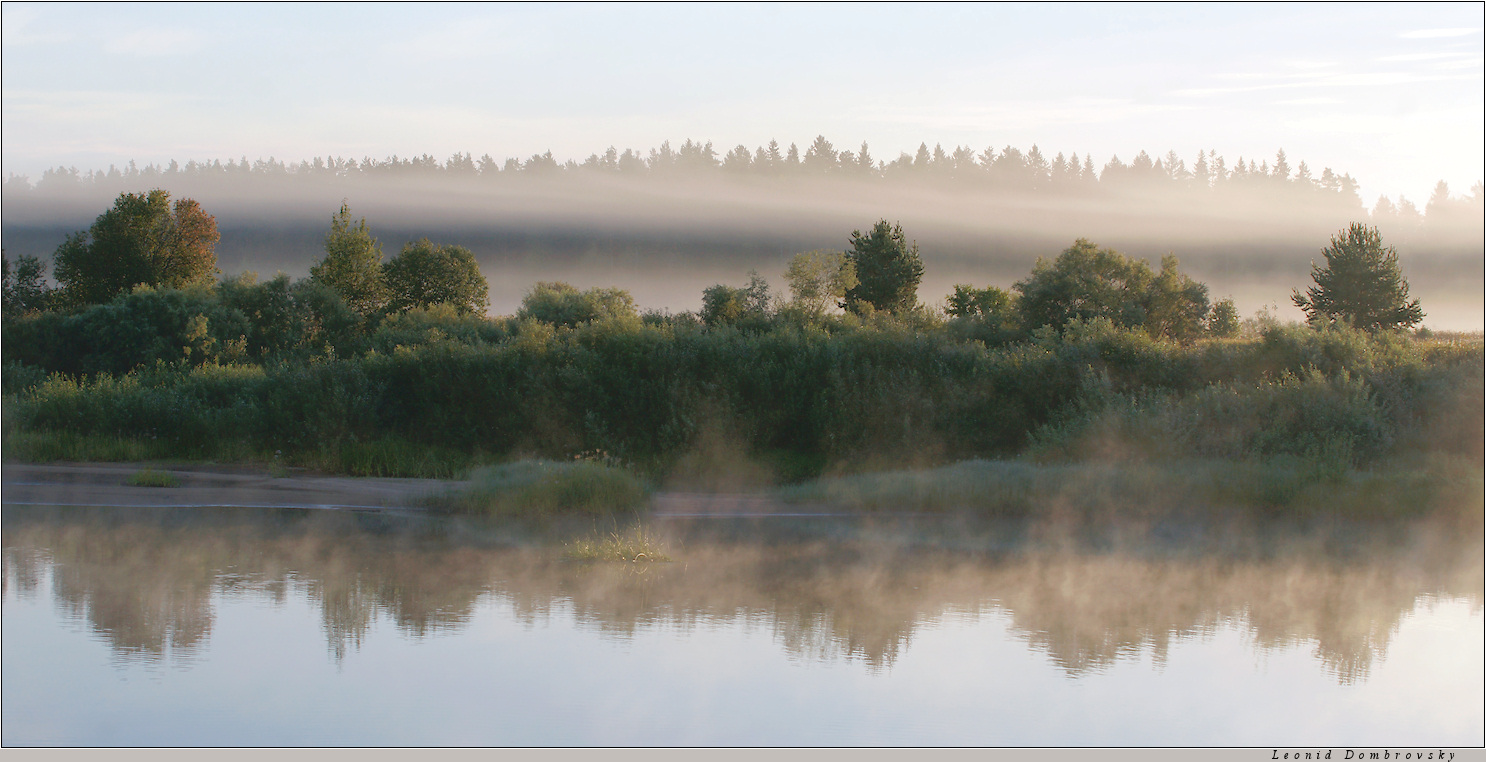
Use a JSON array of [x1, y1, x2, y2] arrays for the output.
[[564, 526, 671, 562], [5, 317, 1480, 482]]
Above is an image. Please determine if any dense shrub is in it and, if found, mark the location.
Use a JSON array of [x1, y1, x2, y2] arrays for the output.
[[1015, 240, 1210, 341], [2, 277, 366, 374], [2, 286, 250, 375], [371, 303, 512, 352], [4, 277, 1479, 481], [700, 272, 771, 327], [516, 281, 638, 328]]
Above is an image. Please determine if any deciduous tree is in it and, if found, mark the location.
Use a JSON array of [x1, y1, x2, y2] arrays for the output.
[[310, 202, 387, 318], [383, 239, 488, 315], [1014, 239, 1153, 331], [2, 253, 53, 317], [53, 189, 219, 305], [784, 250, 856, 317]]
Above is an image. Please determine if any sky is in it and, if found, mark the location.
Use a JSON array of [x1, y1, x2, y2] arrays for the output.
[[2, 2, 1482, 206]]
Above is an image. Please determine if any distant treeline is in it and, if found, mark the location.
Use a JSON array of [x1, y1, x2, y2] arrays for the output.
[[7, 136, 1483, 227]]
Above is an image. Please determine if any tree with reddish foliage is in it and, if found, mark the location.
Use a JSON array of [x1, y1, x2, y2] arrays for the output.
[[53, 189, 219, 305]]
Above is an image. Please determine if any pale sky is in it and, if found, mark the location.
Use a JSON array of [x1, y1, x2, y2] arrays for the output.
[[3, 2, 1482, 206]]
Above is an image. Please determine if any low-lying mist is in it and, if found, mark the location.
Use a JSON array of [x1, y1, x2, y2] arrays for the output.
[[5, 164, 1481, 329]]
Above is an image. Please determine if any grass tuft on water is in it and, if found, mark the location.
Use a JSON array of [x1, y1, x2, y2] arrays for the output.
[[564, 526, 671, 562], [125, 468, 181, 488], [426, 459, 650, 518]]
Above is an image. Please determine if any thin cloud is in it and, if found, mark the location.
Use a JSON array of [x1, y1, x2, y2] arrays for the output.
[[1376, 51, 1475, 62], [1173, 70, 1479, 97], [3, 89, 198, 118], [1216, 70, 1332, 82], [858, 99, 1197, 132], [103, 26, 205, 57], [384, 17, 539, 60], [1, 6, 73, 47], [1282, 104, 1483, 138], [1285, 60, 1337, 70], [1435, 58, 1484, 71], [1399, 28, 1482, 39]]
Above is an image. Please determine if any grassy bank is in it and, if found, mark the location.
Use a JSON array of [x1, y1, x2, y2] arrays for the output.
[[778, 453, 1483, 525], [6, 321, 1479, 477], [423, 459, 650, 518], [3, 313, 1480, 522]]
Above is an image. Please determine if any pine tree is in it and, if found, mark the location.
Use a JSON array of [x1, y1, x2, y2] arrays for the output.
[[1294, 161, 1313, 188], [804, 135, 838, 173], [766, 140, 783, 166], [1426, 180, 1453, 219], [1292, 224, 1423, 331], [914, 143, 932, 169], [842, 220, 924, 314], [1272, 149, 1291, 182]]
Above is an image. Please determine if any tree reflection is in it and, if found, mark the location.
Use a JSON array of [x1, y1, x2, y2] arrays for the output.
[[2, 506, 1478, 682]]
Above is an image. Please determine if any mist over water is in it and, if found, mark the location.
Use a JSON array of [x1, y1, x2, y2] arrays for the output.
[[3, 505, 1481, 745]]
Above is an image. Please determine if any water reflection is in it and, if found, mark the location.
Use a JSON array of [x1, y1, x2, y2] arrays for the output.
[[2, 506, 1479, 683]]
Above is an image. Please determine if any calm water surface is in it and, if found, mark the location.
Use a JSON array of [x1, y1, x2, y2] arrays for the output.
[[2, 505, 1481, 746]]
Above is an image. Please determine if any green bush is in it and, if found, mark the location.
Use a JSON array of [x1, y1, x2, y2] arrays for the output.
[[383, 239, 489, 315], [516, 281, 638, 328], [371, 303, 511, 353], [4, 298, 1478, 480]]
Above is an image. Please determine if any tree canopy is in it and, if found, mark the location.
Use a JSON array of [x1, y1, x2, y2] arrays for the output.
[[1145, 255, 1211, 342], [1292, 223, 1423, 331], [517, 281, 637, 328], [383, 238, 488, 315], [2, 253, 53, 317], [701, 271, 771, 326], [310, 202, 386, 318], [52, 189, 219, 305], [1015, 239, 1154, 331], [947, 284, 1015, 323], [783, 250, 856, 317], [1014, 240, 1210, 341], [842, 220, 923, 314]]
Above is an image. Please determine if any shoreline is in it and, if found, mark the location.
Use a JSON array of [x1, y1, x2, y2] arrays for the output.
[[5, 456, 1480, 526], [1, 461, 451, 512], [0, 461, 837, 517]]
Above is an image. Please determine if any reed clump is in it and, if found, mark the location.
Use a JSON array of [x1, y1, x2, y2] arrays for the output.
[[563, 526, 671, 562], [124, 468, 181, 488]]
